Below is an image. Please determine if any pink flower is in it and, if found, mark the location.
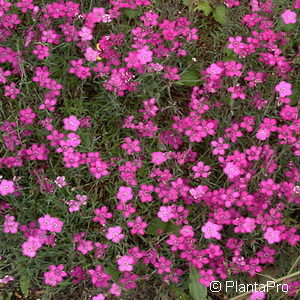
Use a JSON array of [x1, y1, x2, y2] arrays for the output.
[[275, 81, 292, 98], [54, 176, 67, 188], [38, 215, 64, 233], [3, 215, 19, 233], [250, 292, 266, 300], [263, 227, 282, 244], [223, 163, 241, 179], [192, 161, 211, 178], [137, 46, 153, 65], [117, 186, 133, 202], [117, 255, 136, 272], [154, 256, 172, 274], [201, 221, 223, 240], [106, 226, 124, 243], [92, 294, 105, 300], [78, 26, 93, 41], [121, 137, 141, 155], [109, 283, 122, 296], [76, 239, 94, 254], [93, 206, 112, 226], [22, 236, 43, 257], [281, 9, 297, 24], [63, 116, 80, 131], [255, 128, 271, 141], [157, 206, 175, 222], [88, 265, 111, 288], [84, 47, 99, 62], [180, 225, 194, 237], [151, 152, 168, 165], [43, 265, 67, 286], [127, 216, 148, 235], [0, 180, 15, 196]]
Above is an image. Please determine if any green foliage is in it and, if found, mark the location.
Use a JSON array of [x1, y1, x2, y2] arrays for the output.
[[195, 1, 212, 16], [189, 266, 208, 300], [213, 5, 226, 24], [183, 0, 227, 24], [123, 8, 141, 19], [20, 275, 30, 297], [147, 218, 180, 235], [176, 68, 201, 87]]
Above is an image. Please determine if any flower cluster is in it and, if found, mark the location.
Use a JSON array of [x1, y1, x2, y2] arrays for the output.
[[0, 0, 299, 299]]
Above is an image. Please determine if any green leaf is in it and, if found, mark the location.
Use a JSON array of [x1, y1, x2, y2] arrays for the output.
[[290, 88, 299, 106], [213, 5, 227, 24], [5, 293, 13, 300], [147, 218, 180, 235], [195, 1, 212, 16], [165, 222, 180, 234], [189, 266, 208, 300], [104, 265, 120, 281], [182, 0, 199, 10], [172, 286, 190, 300], [147, 218, 168, 235], [176, 68, 201, 87], [20, 275, 30, 297], [123, 8, 140, 19], [282, 23, 296, 32]]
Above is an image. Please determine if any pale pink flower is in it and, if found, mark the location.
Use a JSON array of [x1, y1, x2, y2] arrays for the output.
[[275, 81, 292, 97], [0, 180, 15, 196], [117, 186, 133, 202], [84, 47, 99, 62], [63, 116, 80, 131], [151, 152, 168, 165], [281, 9, 297, 24], [263, 227, 282, 244], [106, 226, 124, 243], [117, 255, 136, 272]]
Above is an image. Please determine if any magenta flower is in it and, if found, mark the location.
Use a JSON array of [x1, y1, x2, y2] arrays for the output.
[[223, 162, 241, 179], [87, 265, 111, 288], [154, 256, 172, 274], [127, 216, 148, 235], [250, 292, 266, 300], [109, 283, 122, 296], [92, 294, 105, 300], [93, 206, 112, 226], [201, 221, 223, 240], [121, 137, 141, 155]]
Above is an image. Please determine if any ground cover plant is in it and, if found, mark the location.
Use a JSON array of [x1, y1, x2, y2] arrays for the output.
[[0, 0, 299, 299]]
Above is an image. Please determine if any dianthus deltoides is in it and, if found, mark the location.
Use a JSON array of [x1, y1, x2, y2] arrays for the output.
[[0, 0, 300, 299]]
